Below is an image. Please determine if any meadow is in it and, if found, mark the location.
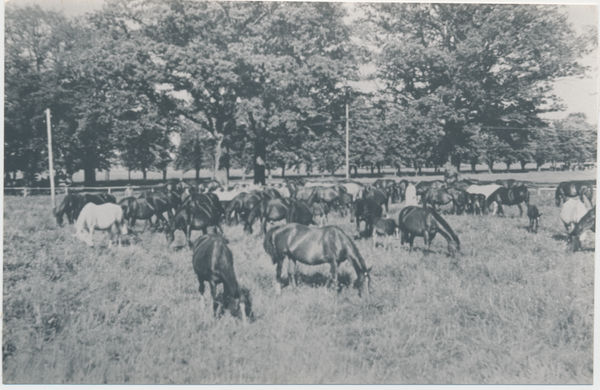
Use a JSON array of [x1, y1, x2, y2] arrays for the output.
[[2, 180, 595, 384]]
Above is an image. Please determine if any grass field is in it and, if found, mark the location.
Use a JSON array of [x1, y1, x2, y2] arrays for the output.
[[2, 183, 595, 384]]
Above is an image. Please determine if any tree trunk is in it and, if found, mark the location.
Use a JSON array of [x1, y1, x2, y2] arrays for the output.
[[487, 161, 494, 173], [163, 169, 167, 180], [83, 161, 96, 187], [254, 138, 266, 185], [506, 162, 511, 172], [353, 165, 358, 176], [471, 162, 477, 173], [213, 133, 224, 181], [370, 165, 374, 174], [281, 163, 286, 178], [142, 169, 147, 181], [195, 168, 200, 180], [377, 163, 381, 174], [128, 170, 131, 181], [520, 161, 527, 172]]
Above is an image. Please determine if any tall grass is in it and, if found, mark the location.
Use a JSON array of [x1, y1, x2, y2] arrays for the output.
[[3, 191, 593, 384]]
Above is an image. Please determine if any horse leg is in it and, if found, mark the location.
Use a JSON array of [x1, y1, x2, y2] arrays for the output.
[[423, 231, 430, 255], [275, 259, 284, 295], [329, 260, 338, 291], [518, 203, 524, 217], [198, 281, 206, 312], [288, 259, 297, 289], [209, 281, 220, 317]]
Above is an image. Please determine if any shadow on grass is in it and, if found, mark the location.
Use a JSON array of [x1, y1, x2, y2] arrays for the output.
[[552, 233, 568, 242]]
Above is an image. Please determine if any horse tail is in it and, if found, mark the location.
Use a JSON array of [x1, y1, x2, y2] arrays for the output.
[[263, 226, 279, 264], [555, 186, 563, 207], [246, 201, 262, 231], [429, 208, 460, 249]]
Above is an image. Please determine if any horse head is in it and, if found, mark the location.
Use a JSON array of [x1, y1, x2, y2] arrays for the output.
[[356, 266, 372, 299]]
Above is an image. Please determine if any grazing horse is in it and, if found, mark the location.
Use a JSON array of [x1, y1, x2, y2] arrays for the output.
[[363, 186, 389, 213], [165, 202, 222, 248], [192, 234, 251, 322], [263, 223, 371, 297], [246, 197, 294, 235], [467, 193, 487, 215], [485, 185, 530, 217], [569, 206, 596, 252], [55, 194, 85, 225], [527, 205, 542, 233], [141, 191, 181, 229], [560, 198, 588, 233], [306, 185, 345, 210], [83, 193, 115, 206], [338, 181, 364, 201], [286, 200, 316, 226], [415, 180, 445, 199], [118, 197, 156, 231], [555, 181, 595, 207], [74, 203, 127, 248], [224, 192, 266, 227], [351, 198, 383, 237], [398, 206, 460, 255], [180, 192, 224, 216], [337, 193, 353, 217], [372, 217, 399, 250], [423, 187, 469, 215], [373, 179, 399, 203]]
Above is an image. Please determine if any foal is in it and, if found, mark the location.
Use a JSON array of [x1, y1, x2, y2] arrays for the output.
[[372, 217, 399, 250]]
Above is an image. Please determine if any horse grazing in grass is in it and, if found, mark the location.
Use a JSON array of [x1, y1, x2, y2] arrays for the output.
[[485, 185, 529, 217], [423, 187, 469, 215], [415, 180, 445, 199], [263, 223, 371, 297], [286, 200, 316, 226], [192, 234, 251, 322], [560, 198, 588, 233], [180, 192, 224, 216], [246, 197, 294, 235], [141, 191, 181, 230], [527, 205, 542, 233], [555, 181, 595, 207], [372, 217, 398, 250], [398, 206, 460, 255], [225, 191, 268, 228], [74, 203, 127, 248], [55, 194, 85, 225], [165, 202, 222, 247], [569, 206, 596, 252], [338, 180, 364, 201], [118, 197, 156, 231], [351, 197, 383, 237], [363, 186, 389, 213]]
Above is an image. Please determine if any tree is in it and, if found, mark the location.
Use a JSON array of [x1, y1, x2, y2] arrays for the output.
[[362, 4, 594, 170]]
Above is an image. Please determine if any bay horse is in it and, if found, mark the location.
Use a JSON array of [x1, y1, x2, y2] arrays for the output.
[[398, 206, 460, 255], [337, 193, 353, 217], [246, 197, 295, 235], [373, 179, 399, 203], [83, 193, 116, 206], [415, 180, 445, 199], [73, 203, 128, 248], [286, 200, 316, 226], [263, 223, 371, 297], [224, 192, 263, 226], [55, 194, 85, 226], [118, 197, 156, 231], [180, 192, 224, 216], [306, 185, 345, 211], [141, 191, 181, 229], [560, 198, 588, 233], [192, 234, 251, 322], [569, 206, 596, 252], [165, 202, 222, 248], [351, 197, 383, 237], [423, 187, 469, 215], [485, 185, 529, 217], [363, 186, 389, 213], [555, 181, 595, 207]]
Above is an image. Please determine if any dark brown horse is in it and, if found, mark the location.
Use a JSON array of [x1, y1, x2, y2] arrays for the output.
[[286, 200, 316, 226], [555, 181, 595, 207], [165, 202, 222, 247], [55, 194, 85, 225], [192, 234, 251, 322], [423, 187, 469, 215], [351, 197, 383, 237], [415, 180, 445, 199], [306, 185, 346, 210], [398, 206, 460, 255], [372, 217, 398, 250], [569, 206, 595, 252], [224, 191, 269, 228], [363, 186, 389, 213], [246, 197, 295, 235], [373, 179, 400, 203], [527, 205, 541, 234], [486, 185, 530, 217], [118, 197, 156, 231], [263, 223, 371, 297]]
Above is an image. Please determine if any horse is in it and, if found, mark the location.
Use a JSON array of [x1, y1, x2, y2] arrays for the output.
[[165, 202, 222, 248], [373, 179, 399, 203], [398, 206, 460, 255], [286, 200, 316, 226], [224, 192, 261, 226], [263, 223, 371, 297], [55, 194, 85, 226], [527, 205, 541, 233], [363, 186, 389, 213], [485, 185, 530, 217], [337, 193, 353, 217], [415, 180, 445, 199], [294, 186, 317, 202], [246, 197, 295, 235], [423, 187, 469, 215], [467, 193, 487, 215], [73, 203, 128, 248], [555, 181, 595, 207], [495, 179, 522, 188], [83, 193, 115, 206], [310, 202, 329, 227], [338, 180, 363, 201], [397, 180, 409, 203], [372, 217, 399, 250], [141, 191, 181, 229], [569, 206, 596, 252], [179, 192, 224, 216], [191, 234, 251, 322], [118, 197, 156, 231], [351, 197, 383, 237], [560, 198, 588, 233], [306, 185, 345, 210]]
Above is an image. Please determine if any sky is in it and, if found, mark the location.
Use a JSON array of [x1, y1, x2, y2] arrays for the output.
[[6, 0, 599, 124]]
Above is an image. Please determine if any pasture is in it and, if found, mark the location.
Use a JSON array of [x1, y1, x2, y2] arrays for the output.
[[2, 188, 594, 384]]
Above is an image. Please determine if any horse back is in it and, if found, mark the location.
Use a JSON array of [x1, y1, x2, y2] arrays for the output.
[[192, 234, 240, 294]]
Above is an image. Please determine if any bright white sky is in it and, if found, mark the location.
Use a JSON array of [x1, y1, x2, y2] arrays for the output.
[[5, 0, 599, 124]]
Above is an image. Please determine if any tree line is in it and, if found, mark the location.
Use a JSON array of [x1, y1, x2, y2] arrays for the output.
[[5, 1, 597, 186]]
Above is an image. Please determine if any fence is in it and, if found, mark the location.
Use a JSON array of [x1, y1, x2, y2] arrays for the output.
[[3, 186, 154, 197]]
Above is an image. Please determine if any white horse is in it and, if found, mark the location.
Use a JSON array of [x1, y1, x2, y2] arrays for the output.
[[74, 203, 128, 248], [560, 198, 589, 233], [338, 182, 363, 201]]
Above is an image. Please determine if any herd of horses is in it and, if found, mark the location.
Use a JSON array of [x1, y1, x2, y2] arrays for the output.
[[53, 177, 596, 322]]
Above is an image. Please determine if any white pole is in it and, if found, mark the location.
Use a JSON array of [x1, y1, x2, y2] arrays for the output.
[[46, 109, 56, 215], [345, 101, 349, 180]]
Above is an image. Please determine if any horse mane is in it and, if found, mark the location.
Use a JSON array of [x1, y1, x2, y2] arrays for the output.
[[246, 199, 265, 228], [330, 227, 369, 274], [428, 208, 461, 247]]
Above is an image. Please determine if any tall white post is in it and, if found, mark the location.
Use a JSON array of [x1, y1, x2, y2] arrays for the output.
[[46, 109, 56, 215], [345, 102, 350, 180]]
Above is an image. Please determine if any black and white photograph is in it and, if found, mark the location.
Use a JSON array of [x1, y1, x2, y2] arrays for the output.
[[3, 0, 598, 384]]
